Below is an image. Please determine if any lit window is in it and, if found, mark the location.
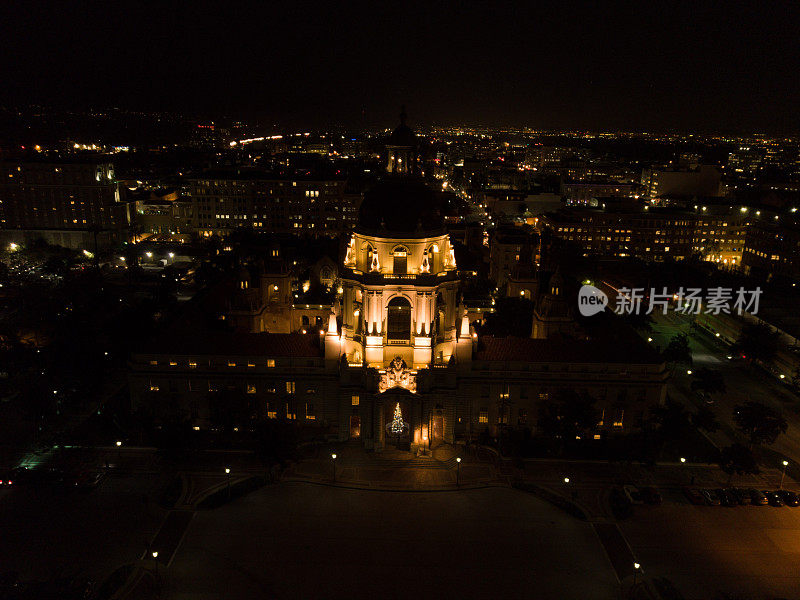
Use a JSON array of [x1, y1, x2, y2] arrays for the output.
[[247, 362, 256, 368], [267, 359, 276, 368], [149, 360, 158, 366], [247, 384, 256, 394], [228, 361, 236, 367], [479, 408, 488, 424], [189, 362, 197, 369], [149, 381, 159, 392], [351, 394, 360, 406], [169, 361, 177, 366], [266, 402, 276, 419], [286, 381, 295, 394]]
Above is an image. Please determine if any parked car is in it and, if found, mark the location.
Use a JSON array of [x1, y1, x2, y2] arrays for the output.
[[640, 486, 662, 505], [76, 471, 106, 490], [700, 489, 721, 506], [623, 485, 644, 505], [727, 488, 750, 505], [0, 470, 16, 486], [682, 486, 705, 505], [748, 489, 768, 505], [777, 490, 800, 507], [714, 489, 736, 506], [765, 491, 785, 506]]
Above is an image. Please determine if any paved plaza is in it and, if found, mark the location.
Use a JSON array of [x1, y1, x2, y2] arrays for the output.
[[162, 483, 619, 600]]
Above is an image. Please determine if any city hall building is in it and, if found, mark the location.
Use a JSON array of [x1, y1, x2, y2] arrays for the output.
[[130, 118, 668, 452]]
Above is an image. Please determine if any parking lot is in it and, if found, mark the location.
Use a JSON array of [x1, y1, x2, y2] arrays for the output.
[[621, 485, 800, 599]]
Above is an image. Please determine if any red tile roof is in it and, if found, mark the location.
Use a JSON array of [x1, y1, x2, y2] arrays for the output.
[[137, 332, 323, 358], [475, 336, 663, 365]]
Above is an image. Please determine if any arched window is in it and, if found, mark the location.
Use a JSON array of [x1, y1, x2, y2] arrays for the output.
[[320, 267, 333, 288], [392, 246, 408, 274], [387, 296, 412, 342]]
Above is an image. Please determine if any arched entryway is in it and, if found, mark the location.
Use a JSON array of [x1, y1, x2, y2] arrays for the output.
[[377, 388, 418, 452]]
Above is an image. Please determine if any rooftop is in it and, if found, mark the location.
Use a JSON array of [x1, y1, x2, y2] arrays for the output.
[[475, 335, 664, 365], [135, 332, 323, 358]]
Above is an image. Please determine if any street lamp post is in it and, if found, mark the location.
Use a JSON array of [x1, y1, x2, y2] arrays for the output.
[[781, 460, 789, 489], [680, 457, 692, 485], [456, 457, 461, 487], [152, 551, 159, 577], [225, 467, 231, 499], [331, 453, 337, 482], [633, 562, 640, 587], [116, 440, 122, 467]]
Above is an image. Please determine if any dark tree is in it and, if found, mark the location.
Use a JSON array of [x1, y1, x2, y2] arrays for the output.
[[209, 388, 252, 435], [733, 322, 779, 364], [690, 368, 726, 396], [733, 401, 788, 447], [254, 419, 299, 465], [618, 311, 653, 332], [718, 443, 759, 485], [651, 399, 694, 443], [662, 333, 693, 368], [692, 406, 720, 433], [537, 389, 599, 454]]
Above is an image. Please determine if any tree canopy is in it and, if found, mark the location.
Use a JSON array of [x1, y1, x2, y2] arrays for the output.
[[662, 333, 693, 367], [690, 368, 726, 395], [734, 322, 780, 364], [733, 401, 788, 446], [718, 443, 759, 484]]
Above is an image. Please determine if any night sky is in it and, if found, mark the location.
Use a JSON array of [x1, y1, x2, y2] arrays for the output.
[[2, 1, 799, 132]]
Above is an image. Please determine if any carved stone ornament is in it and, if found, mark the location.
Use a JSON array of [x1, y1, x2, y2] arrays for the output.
[[378, 355, 417, 393]]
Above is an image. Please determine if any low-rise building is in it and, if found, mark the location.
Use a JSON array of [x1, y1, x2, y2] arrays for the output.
[[0, 158, 130, 248]]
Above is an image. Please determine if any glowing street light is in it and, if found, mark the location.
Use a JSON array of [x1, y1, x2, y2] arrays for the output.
[[687, 370, 693, 375], [225, 467, 231, 498], [633, 562, 641, 587], [331, 453, 337, 482], [781, 460, 789, 489], [456, 457, 462, 487]]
